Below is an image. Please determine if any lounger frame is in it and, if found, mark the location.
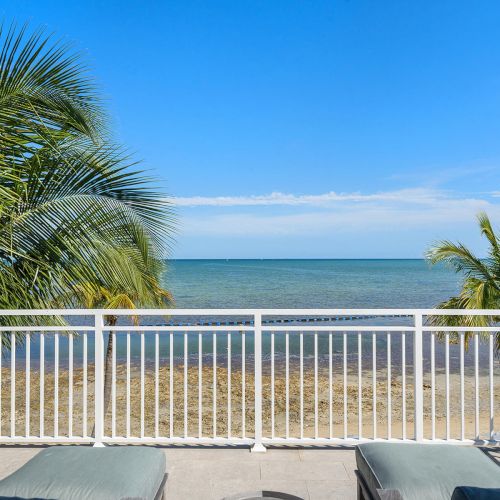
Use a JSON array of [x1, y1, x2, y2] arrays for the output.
[[355, 470, 403, 500], [154, 474, 168, 500]]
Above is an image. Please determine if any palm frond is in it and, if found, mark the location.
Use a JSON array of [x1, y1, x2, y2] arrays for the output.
[[0, 22, 104, 146], [426, 213, 500, 351], [426, 240, 497, 286], [0, 22, 176, 339]]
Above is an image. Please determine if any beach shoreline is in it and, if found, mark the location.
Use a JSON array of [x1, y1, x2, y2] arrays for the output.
[[1, 364, 497, 442]]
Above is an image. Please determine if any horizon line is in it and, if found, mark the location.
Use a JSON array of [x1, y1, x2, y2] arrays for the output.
[[167, 257, 429, 261]]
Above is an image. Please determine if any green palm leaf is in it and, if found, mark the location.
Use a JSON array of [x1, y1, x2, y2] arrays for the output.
[[426, 212, 500, 351], [0, 23, 176, 332]]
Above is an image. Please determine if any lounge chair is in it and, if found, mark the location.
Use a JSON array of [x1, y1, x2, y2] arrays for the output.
[[355, 443, 500, 500], [0, 446, 167, 500]]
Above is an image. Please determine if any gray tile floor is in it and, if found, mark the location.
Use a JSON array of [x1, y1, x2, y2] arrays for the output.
[[1, 445, 498, 500], [0, 445, 358, 499]]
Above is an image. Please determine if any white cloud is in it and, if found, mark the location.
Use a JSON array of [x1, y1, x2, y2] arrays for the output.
[[172, 188, 443, 207], [176, 188, 500, 237]]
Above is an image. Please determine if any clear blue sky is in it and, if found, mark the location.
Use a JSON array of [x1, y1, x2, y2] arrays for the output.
[[5, 1, 500, 258]]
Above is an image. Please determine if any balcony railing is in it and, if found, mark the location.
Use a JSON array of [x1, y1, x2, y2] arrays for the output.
[[0, 309, 498, 451]]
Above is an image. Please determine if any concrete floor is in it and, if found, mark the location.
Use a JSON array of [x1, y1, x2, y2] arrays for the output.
[[0, 445, 498, 500], [0, 445, 357, 499]]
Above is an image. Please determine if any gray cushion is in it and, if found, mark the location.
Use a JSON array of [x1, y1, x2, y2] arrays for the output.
[[356, 443, 500, 500], [0, 446, 166, 500], [452, 487, 500, 500]]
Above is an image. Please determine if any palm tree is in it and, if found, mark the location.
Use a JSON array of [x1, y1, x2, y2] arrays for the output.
[[0, 22, 105, 327], [0, 19, 176, 419], [76, 284, 173, 421], [426, 212, 500, 351]]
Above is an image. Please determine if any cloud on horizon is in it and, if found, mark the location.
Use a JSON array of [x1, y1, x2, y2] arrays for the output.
[[167, 187, 500, 258], [174, 187, 500, 237], [173, 188, 443, 207]]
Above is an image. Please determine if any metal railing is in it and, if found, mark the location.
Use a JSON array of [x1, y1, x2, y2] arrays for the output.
[[0, 309, 498, 451]]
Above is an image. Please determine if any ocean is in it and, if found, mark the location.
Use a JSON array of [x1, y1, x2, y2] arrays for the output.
[[165, 259, 460, 309], [155, 259, 468, 370], [5, 259, 470, 367]]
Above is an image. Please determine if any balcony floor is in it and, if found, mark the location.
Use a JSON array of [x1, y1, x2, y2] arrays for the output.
[[0, 445, 358, 499]]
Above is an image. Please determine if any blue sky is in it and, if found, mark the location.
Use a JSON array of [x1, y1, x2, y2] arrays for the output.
[[5, 1, 500, 257]]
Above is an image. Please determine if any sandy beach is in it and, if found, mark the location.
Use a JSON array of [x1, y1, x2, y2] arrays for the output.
[[1, 362, 497, 442]]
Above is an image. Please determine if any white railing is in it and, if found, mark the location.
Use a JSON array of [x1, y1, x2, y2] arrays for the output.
[[0, 309, 498, 451]]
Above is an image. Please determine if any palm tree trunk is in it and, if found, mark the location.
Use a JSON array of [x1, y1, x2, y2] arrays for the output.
[[102, 321, 116, 418], [92, 315, 116, 437]]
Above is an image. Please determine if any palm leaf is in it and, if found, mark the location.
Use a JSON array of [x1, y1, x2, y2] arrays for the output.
[[426, 213, 500, 351], [0, 23, 176, 336]]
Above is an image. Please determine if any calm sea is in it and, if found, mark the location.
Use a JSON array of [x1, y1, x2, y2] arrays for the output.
[[157, 259, 468, 371], [8, 259, 471, 368], [164, 259, 460, 309]]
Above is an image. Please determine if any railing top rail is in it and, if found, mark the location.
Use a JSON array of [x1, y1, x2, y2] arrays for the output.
[[0, 308, 499, 316], [0, 325, 497, 332], [423, 326, 500, 332]]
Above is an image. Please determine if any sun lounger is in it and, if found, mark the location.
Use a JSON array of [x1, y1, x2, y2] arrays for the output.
[[0, 446, 167, 500], [355, 443, 500, 500]]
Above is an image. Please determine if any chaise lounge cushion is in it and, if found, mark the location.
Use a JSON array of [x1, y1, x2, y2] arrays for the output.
[[356, 443, 500, 500], [0, 446, 166, 500], [451, 486, 500, 500]]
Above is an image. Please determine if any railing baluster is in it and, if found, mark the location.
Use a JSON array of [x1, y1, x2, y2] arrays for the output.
[[343, 332, 347, 439], [198, 333, 202, 438], [68, 333, 73, 437], [82, 333, 86, 438], [413, 314, 424, 442], [401, 332, 406, 440], [489, 332, 494, 442], [314, 332, 318, 439], [358, 332, 362, 440], [54, 333, 59, 438], [241, 331, 246, 438], [169, 332, 174, 438], [227, 332, 231, 438], [300, 332, 305, 439], [25, 333, 30, 437], [285, 331, 289, 439], [10, 332, 15, 438], [212, 331, 217, 438], [94, 313, 105, 446], [126, 332, 130, 438], [0, 333, 2, 436], [68, 333, 73, 438], [445, 332, 450, 440], [111, 332, 116, 439], [328, 332, 332, 439], [184, 332, 188, 438], [140, 332, 145, 439], [155, 332, 160, 438], [387, 332, 391, 440], [271, 332, 275, 439], [431, 332, 435, 440], [372, 332, 376, 439], [460, 332, 464, 441], [252, 312, 265, 452], [474, 333, 479, 440]]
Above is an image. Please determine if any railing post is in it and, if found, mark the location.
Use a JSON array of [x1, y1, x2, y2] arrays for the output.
[[251, 311, 266, 452], [93, 312, 105, 447], [413, 312, 424, 442]]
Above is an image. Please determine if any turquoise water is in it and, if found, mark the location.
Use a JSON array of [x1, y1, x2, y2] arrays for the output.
[[164, 259, 460, 309], [159, 260, 487, 374], [7, 260, 466, 366]]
